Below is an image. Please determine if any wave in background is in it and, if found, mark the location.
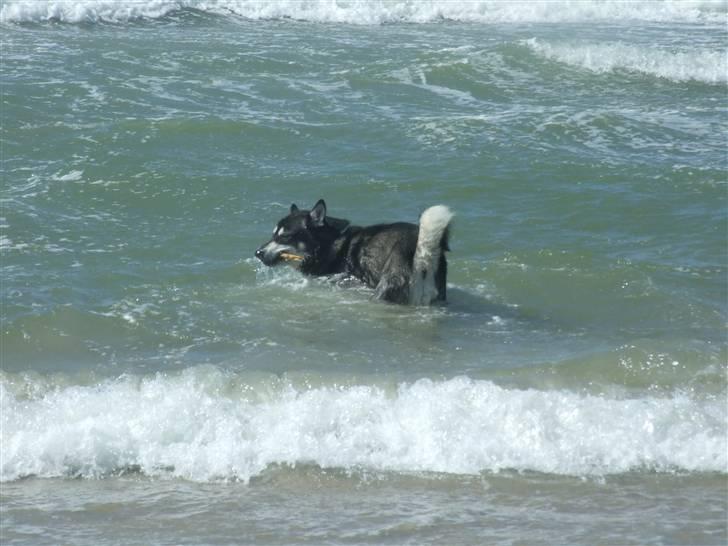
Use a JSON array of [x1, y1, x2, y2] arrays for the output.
[[525, 38, 728, 84], [2, 368, 725, 482], [1, 0, 726, 24]]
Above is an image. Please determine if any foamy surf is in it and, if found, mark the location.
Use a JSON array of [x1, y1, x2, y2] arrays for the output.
[[2, 369, 724, 482], [1, 0, 725, 24]]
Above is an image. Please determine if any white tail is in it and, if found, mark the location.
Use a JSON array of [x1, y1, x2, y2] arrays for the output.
[[410, 205, 453, 305]]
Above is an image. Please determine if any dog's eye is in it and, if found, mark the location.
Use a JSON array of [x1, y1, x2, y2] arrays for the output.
[[275, 228, 293, 242], [273, 226, 287, 238]]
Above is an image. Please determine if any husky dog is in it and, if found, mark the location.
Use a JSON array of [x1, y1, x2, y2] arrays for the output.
[[255, 200, 453, 305]]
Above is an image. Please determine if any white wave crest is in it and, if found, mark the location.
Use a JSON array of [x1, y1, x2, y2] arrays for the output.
[[525, 38, 728, 84], [1, 0, 179, 23], [1, 0, 726, 24], [1, 370, 725, 482]]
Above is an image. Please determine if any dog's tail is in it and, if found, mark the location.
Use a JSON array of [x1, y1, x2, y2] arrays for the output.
[[411, 205, 453, 305]]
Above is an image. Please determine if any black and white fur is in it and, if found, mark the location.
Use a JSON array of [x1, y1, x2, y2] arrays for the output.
[[255, 200, 453, 305]]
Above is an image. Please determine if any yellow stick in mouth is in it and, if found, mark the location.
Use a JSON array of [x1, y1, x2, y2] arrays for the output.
[[279, 252, 304, 262]]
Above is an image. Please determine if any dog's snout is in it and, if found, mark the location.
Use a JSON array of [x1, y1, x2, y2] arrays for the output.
[[254, 248, 264, 261]]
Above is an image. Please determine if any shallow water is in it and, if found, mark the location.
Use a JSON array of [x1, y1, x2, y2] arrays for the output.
[[2, 471, 727, 545], [1, 1, 727, 544]]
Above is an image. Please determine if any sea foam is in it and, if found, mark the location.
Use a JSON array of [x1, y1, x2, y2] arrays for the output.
[[1, 0, 725, 24], [1, 370, 725, 482]]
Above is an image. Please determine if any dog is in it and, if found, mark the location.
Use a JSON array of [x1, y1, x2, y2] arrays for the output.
[[255, 200, 453, 305]]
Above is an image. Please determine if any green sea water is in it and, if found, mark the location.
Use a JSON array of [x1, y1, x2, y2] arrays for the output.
[[1, 3, 727, 545]]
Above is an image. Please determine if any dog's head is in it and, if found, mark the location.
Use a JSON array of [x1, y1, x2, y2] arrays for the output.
[[255, 199, 346, 272]]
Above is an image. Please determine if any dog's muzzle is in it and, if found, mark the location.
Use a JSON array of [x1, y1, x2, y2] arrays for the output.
[[255, 240, 303, 267], [255, 242, 277, 266]]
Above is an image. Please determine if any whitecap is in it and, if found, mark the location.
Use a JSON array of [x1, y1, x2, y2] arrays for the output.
[[51, 169, 84, 182], [525, 38, 727, 84], [2, 0, 725, 25]]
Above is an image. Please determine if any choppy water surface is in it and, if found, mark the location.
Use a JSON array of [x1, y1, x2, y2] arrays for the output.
[[1, 1, 727, 544]]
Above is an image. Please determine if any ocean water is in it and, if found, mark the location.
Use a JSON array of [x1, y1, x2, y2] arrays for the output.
[[1, 1, 727, 544]]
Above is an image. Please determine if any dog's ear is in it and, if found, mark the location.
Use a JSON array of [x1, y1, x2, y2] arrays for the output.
[[290, 203, 299, 214], [309, 199, 327, 226]]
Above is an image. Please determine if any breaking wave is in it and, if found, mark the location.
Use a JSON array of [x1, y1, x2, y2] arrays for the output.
[[525, 38, 728, 84], [2, 368, 725, 482], [1, 0, 726, 24]]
